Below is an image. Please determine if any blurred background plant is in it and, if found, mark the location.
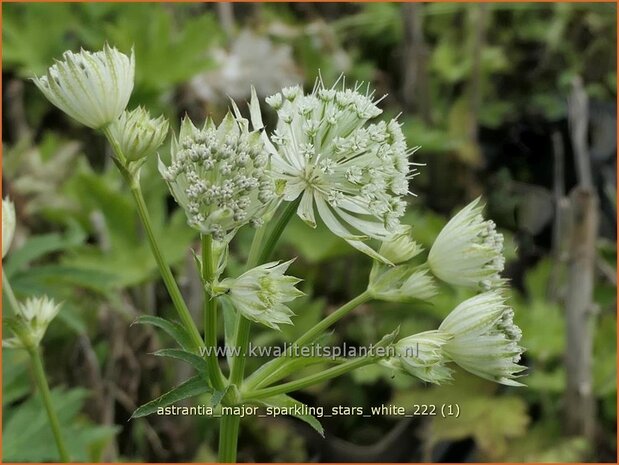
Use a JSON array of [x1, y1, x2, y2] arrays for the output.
[[2, 2, 616, 462]]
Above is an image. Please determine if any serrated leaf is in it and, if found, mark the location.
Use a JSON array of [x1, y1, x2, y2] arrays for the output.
[[131, 376, 211, 419], [133, 315, 195, 351], [253, 395, 324, 437], [153, 348, 208, 376]]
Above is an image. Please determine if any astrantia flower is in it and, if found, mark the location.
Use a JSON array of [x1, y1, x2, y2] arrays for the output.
[[216, 260, 304, 330], [109, 107, 168, 162], [387, 330, 453, 384], [438, 291, 525, 386], [159, 112, 279, 240], [3, 296, 61, 349], [33, 44, 134, 129], [3, 197, 16, 258], [428, 197, 505, 290], [257, 79, 418, 263]]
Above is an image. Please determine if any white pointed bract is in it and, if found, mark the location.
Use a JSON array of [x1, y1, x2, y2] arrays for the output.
[[159, 113, 279, 240], [368, 265, 437, 303], [257, 78, 419, 263], [391, 330, 453, 384], [109, 107, 168, 162], [33, 44, 134, 129], [428, 197, 505, 290], [438, 291, 525, 386], [217, 260, 304, 330], [3, 197, 16, 258], [3, 296, 61, 349]]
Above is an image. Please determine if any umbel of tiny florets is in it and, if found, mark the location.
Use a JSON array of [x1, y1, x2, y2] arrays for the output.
[[3, 296, 61, 350], [428, 197, 505, 291], [32, 44, 134, 129], [258, 78, 419, 264], [214, 260, 304, 330], [159, 112, 279, 240]]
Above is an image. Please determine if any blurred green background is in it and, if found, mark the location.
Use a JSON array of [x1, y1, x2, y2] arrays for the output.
[[2, 2, 616, 462]]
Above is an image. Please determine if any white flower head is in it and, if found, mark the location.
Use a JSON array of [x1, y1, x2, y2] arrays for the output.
[[439, 291, 525, 386], [368, 265, 437, 303], [3, 197, 16, 258], [388, 330, 453, 384], [378, 225, 422, 265], [3, 296, 61, 349], [32, 44, 134, 129], [428, 197, 505, 290], [109, 107, 168, 162], [218, 260, 304, 330], [256, 77, 419, 263], [159, 112, 279, 240]]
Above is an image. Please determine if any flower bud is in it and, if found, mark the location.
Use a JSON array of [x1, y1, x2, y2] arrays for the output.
[[3, 296, 61, 349], [387, 330, 453, 384], [109, 107, 169, 162], [438, 291, 525, 386], [33, 44, 134, 129], [368, 264, 437, 303], [378, 225, 422, 264], [216, 260, 304, 330], [428, 197, 505, 290], [3, 197, 16, 258]]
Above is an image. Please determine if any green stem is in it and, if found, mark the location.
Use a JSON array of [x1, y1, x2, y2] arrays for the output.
[[3, 271, 20, 315], [296, 290, 372, 346], [245, 290, 372, 390], [218, 414, 241, 462], [201, 234, 226, 391], [219, 198, 300, 462], [104, 128, 203, 352], [228, 199, 300, 385], [244, 355, 379, 400], [129, 183, 203, 351], [28, 348, 70, 462]]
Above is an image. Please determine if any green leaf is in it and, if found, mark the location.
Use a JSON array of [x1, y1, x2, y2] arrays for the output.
[[3, 221, 86, 277], [3, 387, 117, 462], [131, 376, 211, 419], [153, 348, 208, 376], [392, 372, 529, 460], [133, 315, 194, 351], [2, 350, 31, 406], [253, 395, 325, 437]]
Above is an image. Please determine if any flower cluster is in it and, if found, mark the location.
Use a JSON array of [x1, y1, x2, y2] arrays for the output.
[[261, 80, 418, 263], [428, 197, 505, 291], [215, 260, 304, 330], [109, 106, 169, 163], [159, 114, 278, 240], [3, 197, 15, 259], [389, 291, 525, 386], [4, 297, 62, 350], [32, 44, 134, 129]]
